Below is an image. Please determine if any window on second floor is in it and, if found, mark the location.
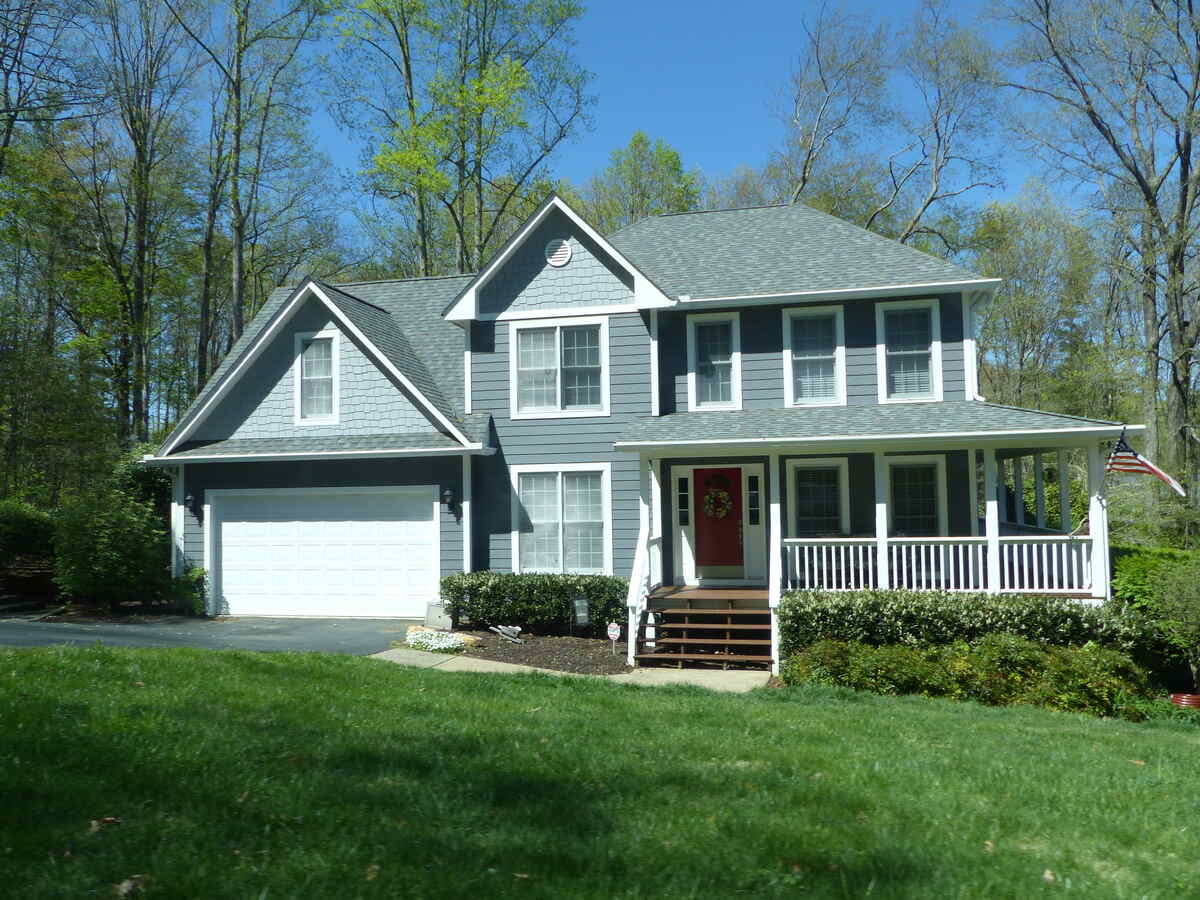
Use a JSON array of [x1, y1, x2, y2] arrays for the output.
[[876, 298, 942, 403], [509, 316, 609, 419], [784, 306, 846, 406], [293, 330, 339, 424], [687, 312, 741, 410]]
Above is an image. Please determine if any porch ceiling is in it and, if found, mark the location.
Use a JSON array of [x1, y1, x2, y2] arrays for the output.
[[615, 401, 1140, 452]]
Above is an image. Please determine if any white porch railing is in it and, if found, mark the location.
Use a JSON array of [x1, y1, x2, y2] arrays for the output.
[[781, 535, 1094, 594], [648, 535, 662, 589], [998, 535, 1092, 593], [783, 538, 877, 590], [889, 537, 988, 591]]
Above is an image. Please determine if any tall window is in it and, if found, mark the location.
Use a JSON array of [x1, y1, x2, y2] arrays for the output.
[[879, 300, 940, 401], [513, 319, 606, 416], [890, 463, 940, 535], [688, 314, 740, 409], [515, 468, 607, 574], [786, 307, 844, 405], [299, 336, 334, 419]]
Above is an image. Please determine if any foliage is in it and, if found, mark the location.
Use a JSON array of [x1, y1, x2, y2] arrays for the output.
[[440, 571, 626, 637], [405, 629, 468, 653], [0, 499, 54, 568], [776, 589, 1171, 666], [782, 635, 1153, 719], [1152, 555, 1200, 692], [1110, 544, 1195, 614], [581, 131, 701, 233], [53, 489, 170, 610], [171, 567, 208, 617]]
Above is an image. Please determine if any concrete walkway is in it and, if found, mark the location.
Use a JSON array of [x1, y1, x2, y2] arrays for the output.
[[370, 647, 770, 693]]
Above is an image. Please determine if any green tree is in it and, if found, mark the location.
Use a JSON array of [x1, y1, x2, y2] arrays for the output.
[[581, 131, 701, 234]]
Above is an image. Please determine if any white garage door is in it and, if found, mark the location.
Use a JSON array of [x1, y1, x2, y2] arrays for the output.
[[212, 487, 439, 617]]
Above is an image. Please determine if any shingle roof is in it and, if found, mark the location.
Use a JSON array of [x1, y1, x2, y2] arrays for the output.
[[167, 431, 478, 460], [608, 203, 983, 300], [615, 402, 1127, 447]]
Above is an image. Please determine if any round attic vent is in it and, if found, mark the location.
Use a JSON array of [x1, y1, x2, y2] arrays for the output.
[[544, 238, 572, 267]]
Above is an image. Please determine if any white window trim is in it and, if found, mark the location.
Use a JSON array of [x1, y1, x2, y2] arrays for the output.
[[782, 305, 847, 407], [785, 457, 851, 537], [686, 311, 742, 411], [509, 462, 613, 575], [293, 328, 340, 425], [875, 298, 943, 403], [885, 454, 948, 536], [508, 315, 610, 420]]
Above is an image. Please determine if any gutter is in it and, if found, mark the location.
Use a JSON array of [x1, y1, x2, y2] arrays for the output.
[[142, 444, 495, 465]]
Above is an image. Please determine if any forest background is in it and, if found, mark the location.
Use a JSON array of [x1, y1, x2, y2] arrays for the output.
[[2, 0, 1197, 549]]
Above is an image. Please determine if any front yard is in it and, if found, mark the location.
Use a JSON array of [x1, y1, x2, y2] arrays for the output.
[[1, 646, 1197, 898]]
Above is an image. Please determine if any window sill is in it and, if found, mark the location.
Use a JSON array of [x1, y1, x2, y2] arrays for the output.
[[510, 408, 610, 420], [688, 401, 743, 412], [293, 416, 339, 426], [877, 395, 942, 405], [789, 398, 846, 408]]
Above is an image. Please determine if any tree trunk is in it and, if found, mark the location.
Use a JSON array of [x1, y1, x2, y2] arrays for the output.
[[1140, 226, 1158, 461]]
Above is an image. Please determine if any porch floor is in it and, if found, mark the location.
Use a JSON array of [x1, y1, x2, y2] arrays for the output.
[[648, 586, 769, 606]]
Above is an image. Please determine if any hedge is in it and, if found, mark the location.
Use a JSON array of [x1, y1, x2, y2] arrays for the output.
[[777, 589, 1175, 676], [440, 572, 627, 638], [781, 634, 1155, 720]]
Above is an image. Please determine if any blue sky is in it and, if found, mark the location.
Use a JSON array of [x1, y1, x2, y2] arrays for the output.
[[316, 0, 1032, 210]]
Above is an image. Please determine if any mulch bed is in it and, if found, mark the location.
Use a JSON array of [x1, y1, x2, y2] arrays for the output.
[[458, 629, 632, 675]]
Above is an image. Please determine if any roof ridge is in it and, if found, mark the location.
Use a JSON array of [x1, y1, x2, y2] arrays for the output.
[[335, 273, 477, 287], [314, 280, 392, 315]]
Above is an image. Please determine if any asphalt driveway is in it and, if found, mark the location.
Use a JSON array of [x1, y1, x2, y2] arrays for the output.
[[0, 616, 419, 655]]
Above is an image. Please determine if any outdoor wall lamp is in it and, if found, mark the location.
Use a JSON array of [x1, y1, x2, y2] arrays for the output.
[[440, 488, 455, 507]]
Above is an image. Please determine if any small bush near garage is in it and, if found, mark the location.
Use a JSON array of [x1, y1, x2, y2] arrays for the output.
[[776, 589, 1173, 675], [53, 489, 170, 610], [440, 572, 627, 637], [781, 635, 1154, 719]]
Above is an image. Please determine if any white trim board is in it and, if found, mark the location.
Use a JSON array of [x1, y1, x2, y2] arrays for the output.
[[509, 462, 614, 576], [676, 278, 1002, 307], [159, 280, 471, 456], [144, 445, 489, 465], [444, 195, 672, 321]]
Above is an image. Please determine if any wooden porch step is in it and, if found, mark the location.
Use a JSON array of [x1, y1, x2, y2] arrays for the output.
[[651, 638, 771, 647], [655, 608, 769, 616], [635, 652, 770, 664], [654, 622, 769, 631]]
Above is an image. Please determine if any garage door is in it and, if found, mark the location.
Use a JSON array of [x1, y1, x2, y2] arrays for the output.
[[212, 487, 439, 617]]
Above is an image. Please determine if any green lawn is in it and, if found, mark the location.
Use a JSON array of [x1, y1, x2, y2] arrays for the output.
[[1, 647, 1197, 899]]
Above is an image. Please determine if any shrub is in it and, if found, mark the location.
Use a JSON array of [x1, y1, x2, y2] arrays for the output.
[[53, 489, 170, 610], [0, 499, 54, 569], [1110, 545, 1195, 614], [781, 636, 1154, 719], [1153, 555, 1200, 692], [440, 572, 627, 637], [170, 567, 208, 616], [777, 589, 1172, 674]]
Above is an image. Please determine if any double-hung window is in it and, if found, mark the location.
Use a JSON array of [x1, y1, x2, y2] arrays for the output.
[[511, 317, 608, 417], [512, 465, 610, 574], [687, 313, 741, 410], [888, 457, 946, 536], [784, 306, 845, 406], [877, 299, 942, 402], [294, 330, 338, 423], [787, 458, 850, 536]]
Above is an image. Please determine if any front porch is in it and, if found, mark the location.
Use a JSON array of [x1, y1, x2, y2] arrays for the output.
[[622, 438, 1117, 671]]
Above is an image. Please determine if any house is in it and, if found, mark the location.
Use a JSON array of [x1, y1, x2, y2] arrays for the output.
[[144, 195, 1141, 673]]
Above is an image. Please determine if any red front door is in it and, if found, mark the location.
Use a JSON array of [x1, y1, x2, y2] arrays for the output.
[[693, 467, 744, 567]]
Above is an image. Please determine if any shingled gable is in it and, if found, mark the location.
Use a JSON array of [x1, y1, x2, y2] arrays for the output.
[[154, 277, 473, 458], [442, 194, 674, 321]]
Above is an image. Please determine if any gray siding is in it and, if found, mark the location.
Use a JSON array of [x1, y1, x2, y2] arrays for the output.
[[180, 457, 464, 581], [478, 208, 633, 316], [657, 293, 969, 412], [194, 297, 441, 441], [471, 311, 651, 574]]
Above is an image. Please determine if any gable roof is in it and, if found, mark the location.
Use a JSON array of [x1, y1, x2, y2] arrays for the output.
[[442, 194, 673, 321], [155, 277, 476, 458], [608, 203, 997, 302]]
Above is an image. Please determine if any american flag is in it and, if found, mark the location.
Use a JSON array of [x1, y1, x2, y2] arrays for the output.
[[1106, 431, 1187, 497]]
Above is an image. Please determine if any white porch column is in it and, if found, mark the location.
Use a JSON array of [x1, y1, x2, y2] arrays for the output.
[[170, 465, 184, 578], [1034, 454, 1046, 529], [1086, 442, 1111, 603], [648, 457, 662, 587], [873, 451, 890, 589], [983, 448, 1001, 593], [768, 452, 783, 676], [461, 455, 473, 572], [1014, 455, 1026, 527], [627, 454, 653, 666], [1057, 448, 1071, 532]]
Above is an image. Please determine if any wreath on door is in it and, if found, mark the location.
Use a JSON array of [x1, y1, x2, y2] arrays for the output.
[[702, 488, 733, 519]]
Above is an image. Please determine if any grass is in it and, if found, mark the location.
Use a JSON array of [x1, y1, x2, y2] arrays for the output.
[[1, 647, 1198, 899]]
